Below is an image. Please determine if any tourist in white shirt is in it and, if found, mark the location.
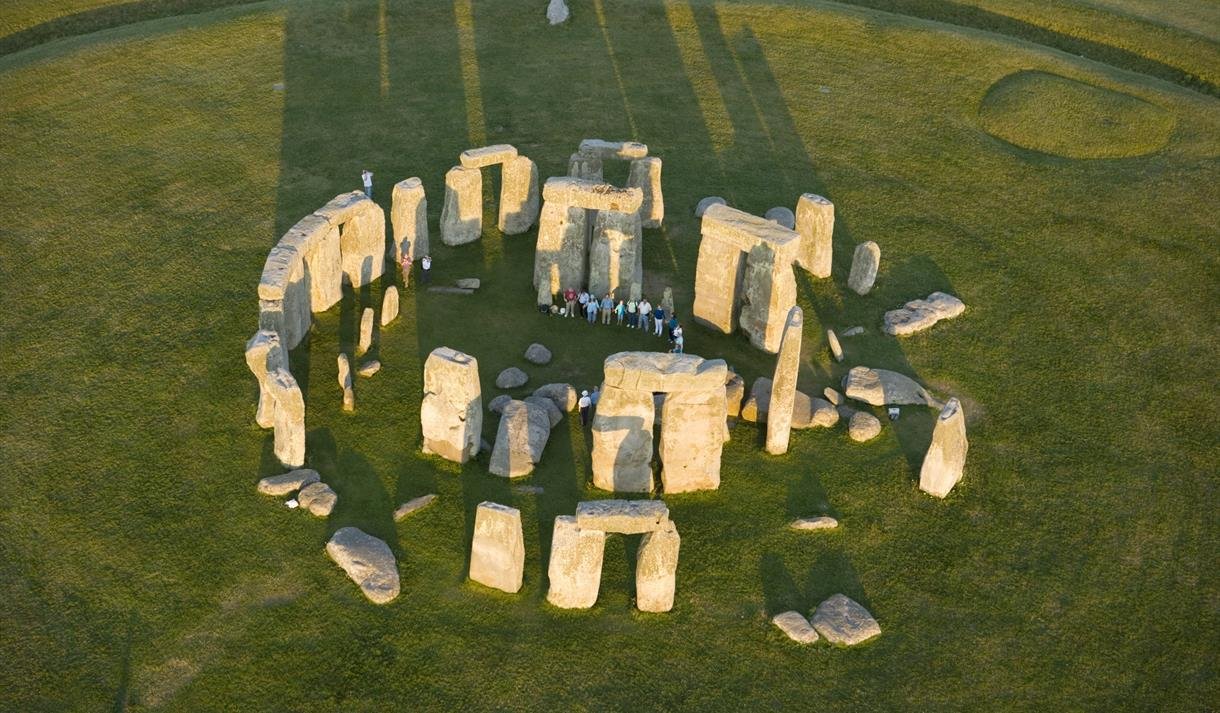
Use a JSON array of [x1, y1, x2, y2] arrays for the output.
[[361, 169, 374, 199], [637, 298, 651, 331]]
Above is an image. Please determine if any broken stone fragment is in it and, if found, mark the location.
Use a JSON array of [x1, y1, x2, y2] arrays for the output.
[[394, 494, 437, 521], [810, 594, 880, 645], [257, 468, 320, 496], [326, 527, 399, 604], [298, 481, 337, 517], [772, 611, 819, 644]]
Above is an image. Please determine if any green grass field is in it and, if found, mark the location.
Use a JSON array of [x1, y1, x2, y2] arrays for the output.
[[1, 0, 1217, 710]]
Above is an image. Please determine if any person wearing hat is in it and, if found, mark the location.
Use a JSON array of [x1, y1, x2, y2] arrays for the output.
[[578, 390, 593, 427]]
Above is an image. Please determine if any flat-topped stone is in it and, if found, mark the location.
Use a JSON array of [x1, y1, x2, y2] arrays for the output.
[[393, 494, 437, 521], [694, 196, 726, 217], [811, 594, 880, 645], [257, 468, 320, 496], [546, 516, 606, 609], [794, 193, 834, 277], [635, 520, 680, 612], [578, 138, 648, 159], [326, 527, 399, 604], [791, 516, 839, 530], [459, 144, 518, 168], [842, 366, 937, 406], [469, 502, 525, 593], [602, 351, 727, 393], [532, 383, 578, 412], [575, 499, 669, 534], [883, 291, 965, 336], [772, 611, 819, 644], [542, 177, 643, 213], [701, 203, 799, 256]]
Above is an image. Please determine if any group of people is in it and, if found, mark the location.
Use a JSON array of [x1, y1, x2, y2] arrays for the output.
[[539, 288, 685, 353], [398, 242, 431, 287]]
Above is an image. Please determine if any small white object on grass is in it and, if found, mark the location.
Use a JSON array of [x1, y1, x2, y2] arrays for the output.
[[888, 407, 900, 421], [285, 499, 299, 509]]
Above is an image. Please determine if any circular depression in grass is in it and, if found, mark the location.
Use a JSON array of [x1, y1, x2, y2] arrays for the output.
[[978, 70, 1175, 158]]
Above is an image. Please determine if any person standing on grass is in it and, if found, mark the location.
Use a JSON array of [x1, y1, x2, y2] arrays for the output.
[[578, 390, 592, 426], [564, 287, 577, 318], [614, 299, 626, 325], [585, 296, 598, 324], [638, 297, 652, 332], [626, 297, 638, 328], [600, 293, 613, 324], [653, 303, 665, 336], [400, 250, 413, 288], [578, 289, 590, 317], [672, 332, 685, 354], [361, 169, 374, 199], [667, 312, 679, 340], [420, 254, 432, 284]]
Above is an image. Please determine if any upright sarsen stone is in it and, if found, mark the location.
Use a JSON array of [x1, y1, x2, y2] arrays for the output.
[[739, 241, 797, 353], [588, 209, 643, 299], [919, 398, 968, 498], [546, 516, 606, 609], [498, 155, 540, 234], [591, 385, 656, 493], [381, 286, 399, 326], [390, 177, 428, 262], [534, 201, 589, 294], [268, 368, 305, 468], [627, 156, 664, 228], [469, 502, 525, 593], [636, 520, 680, 612], [766, 306, 803, 455], [440, 166, 482, 245], [659, 386, 729, 492], [421, 347, 482, 463], [847, 241, 880, 295], [568, 152, 603, 181], [245, 329, 285, 429], [489, 400, 552, 478], [795, 193, 833, 277], [358, 307, 374, 356]]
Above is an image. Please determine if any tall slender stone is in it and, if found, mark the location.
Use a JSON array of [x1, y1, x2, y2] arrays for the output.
[[469, 502, 524, 593], [546, 516, 606, 609], [268, 368, 305, 468], [358, 307, 374, 356], [440, 166, 482, 245], [766, 306, 803, 455], [919, 398, 968, 498], [381, 286, 399, 326], [498, 155, 540, 235], [795, 193, 834, 277], [635, 521, 680, 612], [847, 241, 880, 295], [627, 157, 664, 228], [245, 330, 285, 429], [390, 177, 428, 262]]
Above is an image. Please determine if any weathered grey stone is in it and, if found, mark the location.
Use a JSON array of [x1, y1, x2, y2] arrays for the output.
[[258, 244, 310, 349], [514, 485, 544, 495], [268, 368, 305, 468], [499, 155, 540, 235], [283, 214, 342, 313], [919, 398, 968, 498], [842, 366, 936, 406], [567, 152, 603, 181], [772, 611, 819, 644], [765, 206, 796, 229], [524, 343, 552, 365], [393, 493, 437, 521], [523, 396, 563, 428], [740, 241, 798, 353], [842, 326, 865, 337], [257, 468, 320, 496], [534, 201, 589, 294], [627, 157, 664, 228], [630, 282, 642, 301], [298, 481, 337, 517], [824, 387, 843, 405], [591, 386, 655, 493], [532, 383, 578, 412], [496, 367, 528, 389], [811, 594, 880, 645], [381, 286, 399, 326], [848, 241, 880, 295], [357, 360, 380, 377], [790, 516, 838, 531], [579, 139, 649, 159], [602, 352, 728, 393], [245, 329, 285, 428], [695, 196, 726, 217], [469, 502, 524, 593], [342, 386, 355, 412], [794, 193, 833, 277], [848, 411, 882, 442], [326, 527, 399, 604], [440, 166, 482, 246], [543, 177, 643, 213], [883, 292, 966, 336], [428, 286, 475, 295], [827, 328, 843, 362], [546, 0, 570, 24], [390, 177, 428, 262], [489, 400, 552, 478], [488, 394, 512, 414], [575, 499, 669, 534], [725, 372, 745, 418], [358, 308, 374, 356], [459, 144, 517, 168], [740, 377, 770, 423], [792, 394, 839, 429], [588, 209, 643, 299], [659, 386, 729, 493], [767, 306, 803, 455], [546, 516, 606, 609], [421, 347, 482, 463], [455, 278, 481, 290], [636, 520, 680, 612], [314, 192, 386, 290]]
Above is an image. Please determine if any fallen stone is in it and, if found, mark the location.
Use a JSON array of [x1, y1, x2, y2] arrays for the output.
[[357, 360, 380, 377], [824, 387, 843, 405], [514, 485, 544, 495], [393, 494, 437, 521], [919, 398, 968, 498], [883, 292, 965, 336], [546, 0, 569, 25], [523, 395, 563, 428], [790, 516, 839, 531], [428, 286, 475, 295], [575, 499, 669, 534], [842, 326, 865, 337], [636, 520, 680, 612], [848, 412, 882, 442], [810, 594, 880, 645], [326, 527, 399, 604], [489, 400, 552, 478], [455, 278, 481, 290], [792, 394, 839, 429], [725, 372, 745, 418], [381, 286, 399, 326], [358, 307, 374, 356], [459, 144, 517, 169], [695, 196, 726, 217], [524, 343, 552, 365], [546, 515, 606, 609], [257, 469, 320, 496], [532, 383, 578, 412], [842, 366, 937, 406], [469, 502, 525, 593], [765, 206, 796, 229], [298, 481, 337, 517], [827, 328, 844, 362], [488, 394, 512, 414], [496, 367, 529, 389], [772, 611, 819, 644], [847, 241, 880, 295]]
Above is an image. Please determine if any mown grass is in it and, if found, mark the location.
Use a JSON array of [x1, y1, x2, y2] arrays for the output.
[[0, 0, 1217, 711]]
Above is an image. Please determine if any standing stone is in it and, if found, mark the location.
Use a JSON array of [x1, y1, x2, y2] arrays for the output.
[[245, 329, 285, 429], [390, 177, 428, 262], [358, 307, 374, 356], [546, 516, 605, 609], [469, 502, 525, 593], [499, 155, 540, 235], [381, 286, 399, 326], [326, 527, 399, 604], [591, 386, 656, 492], [659, 386, 729, 492], [724, 372, 745, 418], [337, 352, 352, 389], [827, 328, 844, 362], [440, 166, 482, 245], [919, 398, 968, 498], [534, 201, 589, 294], [283, 214, 342, 313], [766, 306, 803, 455], [847, 241, 880, 295], [588, 209, 643, 299], [810, 594, 881, 645], [765, 206, 796, 229], [629, 282, 642, 301], [268, 368, 305, 468], [546, 0, 570, 25], [259, 243, 310, 349], [568, 153, 603, 181], [795, 193, 834, 277], [421, 347, 482, 463], [489, 400, 552, 478], [313, 191, 386, 290], [635, 520, 680, 612], [694, 196, 725, 217], [627, 157, 664, 228]]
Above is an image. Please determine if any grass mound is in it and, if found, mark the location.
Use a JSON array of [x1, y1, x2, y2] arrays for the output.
[[978, 70, 1176, 158]]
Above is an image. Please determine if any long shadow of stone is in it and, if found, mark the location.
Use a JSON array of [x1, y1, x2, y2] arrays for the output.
[[803, 550, 871, 613], [759, 551, 803, 616], [308, 428, 399, 554]]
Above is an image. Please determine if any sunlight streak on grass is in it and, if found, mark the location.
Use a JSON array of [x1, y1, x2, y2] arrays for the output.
[[378, 0, 390, 96], [663, 0, 734, 155], [453, 0, 485, 146], [593, 0, 638, 137]]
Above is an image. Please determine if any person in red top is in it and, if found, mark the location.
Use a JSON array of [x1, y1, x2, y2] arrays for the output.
[[563, 287, 577, 319]]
